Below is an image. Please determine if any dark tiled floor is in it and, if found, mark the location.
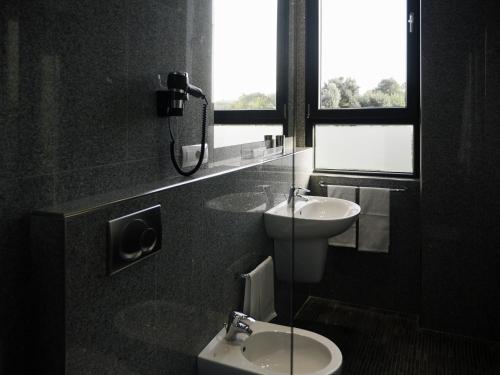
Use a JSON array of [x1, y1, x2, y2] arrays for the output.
[[294, 297, 500, 375]]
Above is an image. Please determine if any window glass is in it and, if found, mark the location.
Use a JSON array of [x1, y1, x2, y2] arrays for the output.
[[315, 125, 413, 172], [213, 0, 277, 110], [319, 0, 407, 109]]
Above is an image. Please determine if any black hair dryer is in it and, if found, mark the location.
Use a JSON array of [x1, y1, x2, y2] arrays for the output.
[[157, 72, 205, 116], [156, 72, 208, 176]]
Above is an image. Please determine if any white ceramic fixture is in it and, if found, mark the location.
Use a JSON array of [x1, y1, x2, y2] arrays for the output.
[[264, 196, 361, 283], [198, 320, 342, 375]]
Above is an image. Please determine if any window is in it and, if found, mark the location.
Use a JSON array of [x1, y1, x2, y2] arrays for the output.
[[214, 125, 283, 148], [213, 0, 288, 146], [306, 0, 419, 176], [315, 125, 414, 173]]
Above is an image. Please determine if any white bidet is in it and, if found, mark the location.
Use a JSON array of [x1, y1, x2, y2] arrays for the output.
[[198, 320, 342, 375]]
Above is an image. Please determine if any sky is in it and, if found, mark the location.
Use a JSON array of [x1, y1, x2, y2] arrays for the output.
[[212, 0, 407, 102], [320, 0, 406, 94], [212, 0, 277, 102]]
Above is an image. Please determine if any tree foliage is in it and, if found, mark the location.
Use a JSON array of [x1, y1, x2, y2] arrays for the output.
[[322, 77, 361, 108], [215, 93, 276, 110], [320, 80, 341, 108], [376, 78, 402, 95], [214, 77, 406, 110], [358, 90, 393, 107], [321, 77, 406, 109]]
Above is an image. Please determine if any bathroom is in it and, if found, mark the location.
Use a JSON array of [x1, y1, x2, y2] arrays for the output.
[[1, 0, 500, 373]]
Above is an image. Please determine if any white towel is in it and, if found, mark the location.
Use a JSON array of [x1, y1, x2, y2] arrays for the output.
[[358, 187, 390, 253], [243, 256, 277, 322], [327, 185, 357, 248]]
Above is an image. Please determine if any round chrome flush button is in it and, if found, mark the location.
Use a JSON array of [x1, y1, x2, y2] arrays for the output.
[[140, 227, 157, 253], [119, 219, 153, 261]]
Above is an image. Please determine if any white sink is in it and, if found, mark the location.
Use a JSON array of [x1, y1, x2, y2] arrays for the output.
[[198, 321, 342, 375], [265, 196, 360, 239], [264, 196, 360, 283]]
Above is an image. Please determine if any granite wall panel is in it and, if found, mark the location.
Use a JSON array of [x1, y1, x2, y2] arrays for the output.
[[31, 149, 313, 374], [421, 0, 500, 339], [0, 0, 212, 372]]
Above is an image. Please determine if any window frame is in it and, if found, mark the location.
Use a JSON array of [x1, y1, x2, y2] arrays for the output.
[[305, 0, 420, 178], [213, 0, 289, 135]]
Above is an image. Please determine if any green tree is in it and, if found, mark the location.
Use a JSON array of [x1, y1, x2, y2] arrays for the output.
[[214, 100, 232, 110], [230, 93, 276, 110], [387, 92, 405, 107], [320, 80, 341, 108], [214, 93, 276, 110], [359, 90, 392, 107], [359, 78, 406, 108], [333, 77, 361, 108], [376, 78, 402, 95]]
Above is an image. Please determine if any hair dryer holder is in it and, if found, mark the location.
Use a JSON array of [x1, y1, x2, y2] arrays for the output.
[[156, 72, 204, 117]]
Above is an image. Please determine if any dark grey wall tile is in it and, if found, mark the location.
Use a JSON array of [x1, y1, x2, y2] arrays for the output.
[[420, 0, 500, 340], [64, 198, 161, 375], [53, 164, 129, 204], [126, 0, 185, 162], [290, 0, 307, 147], [0, 246, 37, 374], [0, 0, 212, 201], [421, 40, 485, 141], [31, 151, 310, 374], [1, 0, 212, 370], [421, 0, 484, 45], [30, 214, 66, 375], [0, 175, 54, 249]]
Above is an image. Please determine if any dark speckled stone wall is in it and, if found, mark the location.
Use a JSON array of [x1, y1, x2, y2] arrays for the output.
[[31, 150, 313, 374], [421, 0, 500, 339], [0, 0, 212, 372]]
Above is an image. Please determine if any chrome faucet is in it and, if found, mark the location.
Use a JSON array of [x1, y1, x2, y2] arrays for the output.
[[225, 311, 255, 341], [287, 186, 310, 207]]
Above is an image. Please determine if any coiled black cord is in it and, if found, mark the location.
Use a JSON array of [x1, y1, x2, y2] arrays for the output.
[[168, 96, 208, 176]]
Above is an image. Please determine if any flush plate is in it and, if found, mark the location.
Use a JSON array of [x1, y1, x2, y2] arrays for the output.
[[108, 205, 162, 275]]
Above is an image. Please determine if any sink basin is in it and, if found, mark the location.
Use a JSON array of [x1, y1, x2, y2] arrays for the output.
[[198, 321, 342, 375], [242, 331, 334, 374], [264, 196, 360, 283], [265, 196, 360, 239]]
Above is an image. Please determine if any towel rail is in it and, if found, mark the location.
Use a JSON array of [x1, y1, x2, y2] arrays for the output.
[[318, 180, 407, 192], [236, 256, 270, 280]]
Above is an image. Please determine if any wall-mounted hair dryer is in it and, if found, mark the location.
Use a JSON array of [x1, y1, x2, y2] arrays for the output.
[[156, 72, 208, 176], [157, 72, 205, 116]]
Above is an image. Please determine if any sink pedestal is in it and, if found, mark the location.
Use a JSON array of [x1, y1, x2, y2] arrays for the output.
[[264, 196, 361, 284], [274, 239, 328, 283]]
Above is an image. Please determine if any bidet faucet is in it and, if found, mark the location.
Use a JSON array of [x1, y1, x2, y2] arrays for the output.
[[287, 186, 310, 207], [225, 311, 255, 341]]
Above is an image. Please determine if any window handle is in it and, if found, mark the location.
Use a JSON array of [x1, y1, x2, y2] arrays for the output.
[[307, 104, 311, 119], [408, 12, 415, 33]]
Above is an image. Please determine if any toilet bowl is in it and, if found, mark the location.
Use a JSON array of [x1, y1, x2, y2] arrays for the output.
[[198, 320, 342, 375]]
